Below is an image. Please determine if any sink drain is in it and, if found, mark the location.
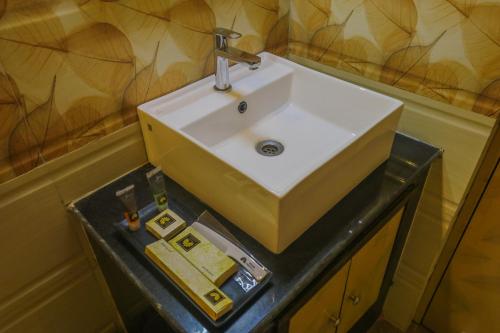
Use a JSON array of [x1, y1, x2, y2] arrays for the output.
[[255, 140, 284, 157]]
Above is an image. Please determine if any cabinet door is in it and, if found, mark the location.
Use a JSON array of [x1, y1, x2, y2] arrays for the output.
[[337, 208, 403, 333], [289, 262, 350, 333]]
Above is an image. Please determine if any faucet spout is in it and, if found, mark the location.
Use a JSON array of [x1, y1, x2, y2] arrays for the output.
[[215, 47, 261, 69], [213, 28, 261, 92]]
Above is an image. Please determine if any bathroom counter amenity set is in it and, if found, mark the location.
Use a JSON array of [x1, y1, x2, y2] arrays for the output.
[[112, 167, 271, 324], [69, 134, 440, 333]]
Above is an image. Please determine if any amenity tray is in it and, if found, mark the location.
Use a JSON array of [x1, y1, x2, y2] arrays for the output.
[[114, 200, 272, 327]]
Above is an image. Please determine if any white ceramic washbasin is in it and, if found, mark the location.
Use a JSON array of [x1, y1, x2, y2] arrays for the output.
[[138, 52, 402, 253]]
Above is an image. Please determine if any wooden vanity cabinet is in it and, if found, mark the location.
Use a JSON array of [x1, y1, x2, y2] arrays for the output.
[[288, 208, 403, 333], [337, 208, 402, 333], [289, 263, 349, 333]]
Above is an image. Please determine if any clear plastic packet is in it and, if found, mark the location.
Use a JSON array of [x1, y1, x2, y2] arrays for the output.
[[193, 210, 271, 292]]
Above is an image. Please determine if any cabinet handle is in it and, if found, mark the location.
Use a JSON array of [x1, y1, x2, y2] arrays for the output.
[[327, 314, 341, 327], [348, 295, 360, 305]]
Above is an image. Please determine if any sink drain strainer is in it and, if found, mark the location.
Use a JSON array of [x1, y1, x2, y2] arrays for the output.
[[255, 140, 284, 157]]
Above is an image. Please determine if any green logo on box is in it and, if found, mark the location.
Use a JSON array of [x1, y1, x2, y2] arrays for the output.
[[204, 289, 225, 305], [155, 213, 176, 229], [176, 233, 200, 252]]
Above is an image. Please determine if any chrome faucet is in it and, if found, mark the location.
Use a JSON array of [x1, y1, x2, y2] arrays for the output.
[[213, 28, 261, 92]]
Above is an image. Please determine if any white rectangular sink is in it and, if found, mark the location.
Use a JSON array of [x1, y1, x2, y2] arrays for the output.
[[138, 52, 402, 253]]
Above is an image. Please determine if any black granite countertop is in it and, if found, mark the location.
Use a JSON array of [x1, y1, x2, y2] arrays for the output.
[[70, 133, 440, 333]]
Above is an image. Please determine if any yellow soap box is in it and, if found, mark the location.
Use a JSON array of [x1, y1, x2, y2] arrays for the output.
[[145, 239, 233, 320], [145, 209, 186, 240], [169, 226, 238, 286]]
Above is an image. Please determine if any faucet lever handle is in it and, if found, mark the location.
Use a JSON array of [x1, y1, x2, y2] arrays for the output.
[[214, 27, 242, 39]]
